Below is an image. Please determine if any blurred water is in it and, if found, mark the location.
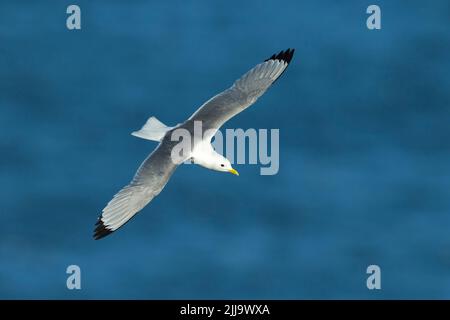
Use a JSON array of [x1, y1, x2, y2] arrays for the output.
[[1, 0, 450, 299]]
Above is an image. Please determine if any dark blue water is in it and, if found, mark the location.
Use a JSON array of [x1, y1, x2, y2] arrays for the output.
[[1, 0, 450, 299]]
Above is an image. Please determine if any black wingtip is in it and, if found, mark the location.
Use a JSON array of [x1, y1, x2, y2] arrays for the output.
[[93, 218, 114, 240], [265, 48, 295, 64]]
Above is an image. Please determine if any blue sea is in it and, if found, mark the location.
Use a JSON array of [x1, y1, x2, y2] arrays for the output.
[[1, 0, 450, 299]]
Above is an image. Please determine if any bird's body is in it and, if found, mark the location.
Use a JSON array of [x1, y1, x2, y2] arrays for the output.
[[94, 49, 295, 239]]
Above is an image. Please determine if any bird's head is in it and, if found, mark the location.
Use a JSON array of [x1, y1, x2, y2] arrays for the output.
[[201, 153, 238, 176], [215, 157, 239, 176]]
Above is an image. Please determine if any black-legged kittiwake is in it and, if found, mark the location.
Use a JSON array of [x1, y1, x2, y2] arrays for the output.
[[94, 49, 295, 239]]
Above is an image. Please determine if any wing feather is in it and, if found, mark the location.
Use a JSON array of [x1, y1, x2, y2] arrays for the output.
[[187, 48, 294, 137], [94, 141, 178, 240]]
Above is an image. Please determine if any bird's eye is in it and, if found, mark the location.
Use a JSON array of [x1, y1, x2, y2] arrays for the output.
[[220, 164, 224, 167]]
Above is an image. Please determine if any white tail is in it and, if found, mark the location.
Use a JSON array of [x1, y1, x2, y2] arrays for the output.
[[131, 116, 172, 142]]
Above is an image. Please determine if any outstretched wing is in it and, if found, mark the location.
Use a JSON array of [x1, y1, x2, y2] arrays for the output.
[[187, 49, 294, 137], [94, 141, 178, 240]]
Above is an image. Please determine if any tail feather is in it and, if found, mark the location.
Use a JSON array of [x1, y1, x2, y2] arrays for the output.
[[131, 116, 171, 142]]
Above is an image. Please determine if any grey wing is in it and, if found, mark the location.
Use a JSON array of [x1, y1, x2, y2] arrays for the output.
[[187, 49, 294, 136], [94, 141, 178, 239]]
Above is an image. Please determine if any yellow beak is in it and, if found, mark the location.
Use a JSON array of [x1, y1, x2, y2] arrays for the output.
[[228, 168, 239, 176]]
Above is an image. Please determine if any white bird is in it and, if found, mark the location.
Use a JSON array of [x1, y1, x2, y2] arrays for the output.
[[94, 49, 295, 239]]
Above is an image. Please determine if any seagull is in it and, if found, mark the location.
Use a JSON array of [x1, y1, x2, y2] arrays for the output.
[[94, 48, 295, 240]]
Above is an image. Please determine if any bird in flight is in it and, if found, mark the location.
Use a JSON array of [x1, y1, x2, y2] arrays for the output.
[[94, 48, 295, 239]]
